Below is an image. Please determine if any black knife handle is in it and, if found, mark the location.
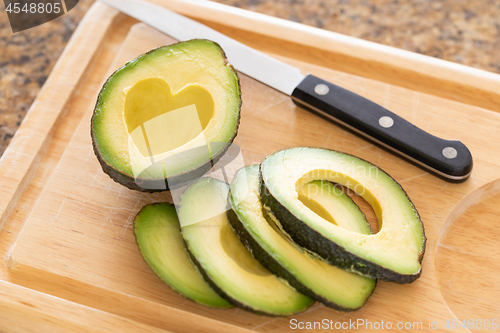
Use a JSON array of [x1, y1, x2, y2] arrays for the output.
[[291, 74, 473, 182]]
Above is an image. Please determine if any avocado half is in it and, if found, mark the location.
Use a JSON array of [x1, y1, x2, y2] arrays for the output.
[[133, 203, 232, 308], [91, 39, 241, 192], [260, 147, 426, 283], [179, 177, 313, 316], [228, 165, 376, 311]]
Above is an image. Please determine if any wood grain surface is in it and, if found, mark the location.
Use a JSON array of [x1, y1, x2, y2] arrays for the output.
[[1, 1, 499, 332], [0, 280, 172, 333]]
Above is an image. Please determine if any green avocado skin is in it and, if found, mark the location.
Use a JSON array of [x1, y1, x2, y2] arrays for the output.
[[227, 209, 375, 311], [258, 167, 424, 284], [181, 233, 308, 317]]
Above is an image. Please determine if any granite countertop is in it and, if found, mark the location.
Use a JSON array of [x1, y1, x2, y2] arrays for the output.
[[1, 0, 499, 157]]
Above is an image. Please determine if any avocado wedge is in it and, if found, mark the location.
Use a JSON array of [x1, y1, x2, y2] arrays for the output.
[[133, 203, 232, 308], [179, 178, 313, 316], [228, 165, 376, 311], [260, 147, 426, 283], [91, 39, 241, 192]]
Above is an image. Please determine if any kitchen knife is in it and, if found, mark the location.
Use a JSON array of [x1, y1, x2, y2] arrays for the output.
[[98, 0, 473, 182]]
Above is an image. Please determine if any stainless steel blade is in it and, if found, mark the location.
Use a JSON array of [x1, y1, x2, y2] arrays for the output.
[[98, 0, 306, 95]]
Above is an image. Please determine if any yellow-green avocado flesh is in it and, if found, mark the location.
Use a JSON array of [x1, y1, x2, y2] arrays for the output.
[[228, 165, 376, 311], [179, 178, 313, 316], [133, 203, 232, 308], [260, 147, 426, 283], [91, 39, 241, 192]]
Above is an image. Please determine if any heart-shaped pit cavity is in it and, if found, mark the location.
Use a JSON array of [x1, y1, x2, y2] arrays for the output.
[[125, 78, 214, 158]]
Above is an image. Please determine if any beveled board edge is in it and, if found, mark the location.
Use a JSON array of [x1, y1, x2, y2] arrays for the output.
[[0, 4, 120, 231], [0, 1, 497, 331]]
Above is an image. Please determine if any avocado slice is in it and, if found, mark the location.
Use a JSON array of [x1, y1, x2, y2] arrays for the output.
[[260, 147, 426, 283], [91, 39, 241, 192], [133, 203, 232, 308], [228, 165, 376, 311], [179, 178, 313, 316]]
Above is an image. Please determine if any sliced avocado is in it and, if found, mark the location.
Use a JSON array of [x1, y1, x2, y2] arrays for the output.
[[92, 39, 241, 192], [133, 203, 232, 308], [228, 165, 376, 311], [179, 178, 313, 316], [260, 147, 426, 283]]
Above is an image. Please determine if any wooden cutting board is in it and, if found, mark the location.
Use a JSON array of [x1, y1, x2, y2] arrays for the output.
[[1, 1, 499, 332]]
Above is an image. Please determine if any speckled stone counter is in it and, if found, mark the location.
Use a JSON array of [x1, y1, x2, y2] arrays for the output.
[[1, 0, 499, 157]]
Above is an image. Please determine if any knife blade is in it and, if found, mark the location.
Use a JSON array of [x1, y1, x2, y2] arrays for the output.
[[98, 0, 473, 182]]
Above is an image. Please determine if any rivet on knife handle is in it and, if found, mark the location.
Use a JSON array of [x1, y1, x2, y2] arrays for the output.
[[291, 75, 473, 182]]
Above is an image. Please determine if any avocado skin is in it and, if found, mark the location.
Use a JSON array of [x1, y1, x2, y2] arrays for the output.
[[227, 208, 375, 311], [91, 40, 241, 192], [181, 230, 306, 317], [258, 153, 426, 284]]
